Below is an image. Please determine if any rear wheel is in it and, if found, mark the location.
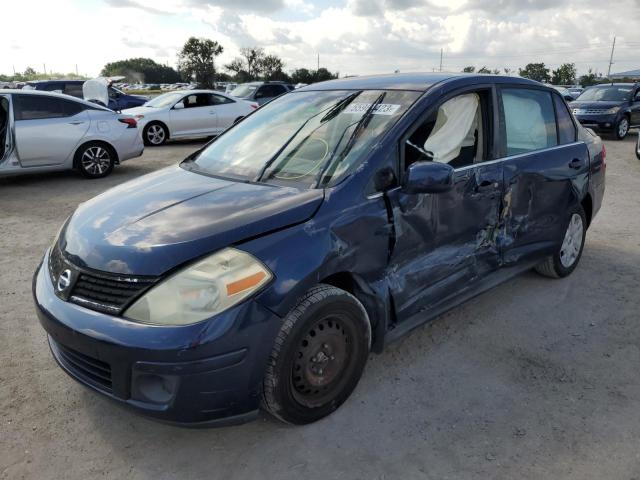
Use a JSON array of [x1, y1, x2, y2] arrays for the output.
[[614, 116, 629, 140], [636, 133, 640, 160], [143, 122, 168, 146], [75, 142, 115, 179], [262, 284, 371, 425], [535, 204, 586, 278]]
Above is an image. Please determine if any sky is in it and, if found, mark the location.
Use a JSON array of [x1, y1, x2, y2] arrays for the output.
[[1, 0, 639, 79]]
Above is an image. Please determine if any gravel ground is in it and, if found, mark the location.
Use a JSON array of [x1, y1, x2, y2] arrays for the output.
[[1, 135, 639, 480]]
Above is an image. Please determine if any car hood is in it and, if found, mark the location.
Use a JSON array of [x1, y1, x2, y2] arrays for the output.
[[61, 165, 324, 276], [569, 100, 623, 110]]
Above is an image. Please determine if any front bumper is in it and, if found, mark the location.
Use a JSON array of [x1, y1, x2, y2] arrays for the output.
[[33, 250, 282, 426], [574, 113, 618, 132]]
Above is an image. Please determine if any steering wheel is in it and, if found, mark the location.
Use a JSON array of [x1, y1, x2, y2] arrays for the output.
[[273, 137, 330, 180]]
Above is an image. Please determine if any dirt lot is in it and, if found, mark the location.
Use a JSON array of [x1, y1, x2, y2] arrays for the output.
[[1, 135, 639, 480]]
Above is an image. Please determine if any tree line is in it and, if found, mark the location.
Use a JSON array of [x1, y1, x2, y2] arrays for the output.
[[461, 62, 622, 87], [102, 37, 338, 87]]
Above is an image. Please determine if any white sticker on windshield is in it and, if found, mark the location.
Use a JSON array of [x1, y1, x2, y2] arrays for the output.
[[343, 103, 401, 115]]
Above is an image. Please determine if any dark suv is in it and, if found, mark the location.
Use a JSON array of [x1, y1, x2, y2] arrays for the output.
[[229, 81, 294, 105], [26, 80, 148, 111], [569, 83, 640, 139]]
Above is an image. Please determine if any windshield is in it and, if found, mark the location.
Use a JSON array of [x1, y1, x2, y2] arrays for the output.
[[230, 85, 258, 98], [145, 92, 184, 108], [185, 89, 420, 188], [577, 86, 633, 102]]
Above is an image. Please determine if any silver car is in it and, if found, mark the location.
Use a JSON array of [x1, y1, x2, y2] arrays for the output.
[[0, 90, 144, 179]]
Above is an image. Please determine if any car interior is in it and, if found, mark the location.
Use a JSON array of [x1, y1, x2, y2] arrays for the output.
[[0, 97, 8, 161], [404, 91, 490, 170]]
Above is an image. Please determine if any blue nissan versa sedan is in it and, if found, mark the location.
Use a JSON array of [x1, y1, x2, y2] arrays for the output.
[[569, 83, 640, 140], [34, 73, 606, 426]]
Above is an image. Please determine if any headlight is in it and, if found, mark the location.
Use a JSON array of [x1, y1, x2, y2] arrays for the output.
[[606, 107, 620, 114], [124, 248, 272, 326]]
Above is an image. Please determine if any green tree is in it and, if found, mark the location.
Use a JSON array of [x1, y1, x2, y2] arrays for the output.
[[519, 63, 551, 83], [477, 66, 491, 74], [551, 63, 577, 85], [178, 37, 224, 88], [462, 66, 475, 73], [101, 58, 181, 83], [290, 67, 338, 84], [261, 54, 287, 81], [579, 68, 600, 87]]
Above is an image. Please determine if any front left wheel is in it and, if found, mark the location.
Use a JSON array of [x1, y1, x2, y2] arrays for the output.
[[615, 116, 630, 140], [262, 284, 371, 425]]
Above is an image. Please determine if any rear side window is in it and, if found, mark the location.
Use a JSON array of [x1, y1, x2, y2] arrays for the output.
[[13, 95, 84, 120], [553, 94, 577, 144], [501, 88, 557, 156], [63, 83, 84, 98], [209, 94, 234, 105]]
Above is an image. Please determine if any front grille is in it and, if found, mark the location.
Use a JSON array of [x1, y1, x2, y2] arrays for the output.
[[573, 108, 609, 115], [49, 244, 158, 315], [51, 339, 112, 392], [70, 272, 156, 315]]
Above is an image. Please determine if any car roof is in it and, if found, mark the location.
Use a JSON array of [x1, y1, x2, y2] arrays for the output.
[[26, 79, 84, 84], [587, 82, 638, 87], [297, 72, 542, 92], [0, 89, 112, 111]]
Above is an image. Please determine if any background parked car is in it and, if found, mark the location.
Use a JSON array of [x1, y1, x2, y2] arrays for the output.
[[570, 83, 640, 139], [0, 90, 143, 178], [25, 80, 149, 111], [123, 90, 258, 146], [567, 87, 584, 99], [229, 81, 294, 105], [551, 85, 577, 102]]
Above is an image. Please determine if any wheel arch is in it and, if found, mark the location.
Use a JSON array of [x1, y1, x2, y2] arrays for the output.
[[319, 271, 388, 353]]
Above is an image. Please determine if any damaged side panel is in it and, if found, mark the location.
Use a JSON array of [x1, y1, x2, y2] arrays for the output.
[[499, 143, 590, 265], [385, 161, 503, 325]]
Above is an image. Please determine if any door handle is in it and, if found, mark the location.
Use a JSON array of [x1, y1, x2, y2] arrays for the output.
[[569, 158, 583, 169], [68, 121, 85, 125]]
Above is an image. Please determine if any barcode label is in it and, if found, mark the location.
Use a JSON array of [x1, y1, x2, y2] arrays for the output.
[[343, 103, 401, 116]]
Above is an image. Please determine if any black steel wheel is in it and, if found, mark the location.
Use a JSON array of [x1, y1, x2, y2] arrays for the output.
[[262, 284, 371, 424]]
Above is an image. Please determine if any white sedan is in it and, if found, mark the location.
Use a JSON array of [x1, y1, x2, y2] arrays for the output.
[[123, 90, 258, 146], [0, 90, 143, 179]]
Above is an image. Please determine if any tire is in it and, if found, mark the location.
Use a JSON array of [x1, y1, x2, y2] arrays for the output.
[[636, 133, 640, 161], [262, 284, 371, 425], [143, 122, 168, 146], [535, 204, 587, 278], [614, 115, 629, 140], [75, 142, 115, 179]]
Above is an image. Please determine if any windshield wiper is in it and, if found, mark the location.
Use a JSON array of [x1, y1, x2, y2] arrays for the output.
[[315, 92, 386, 187], [254, 91, 362, 182]]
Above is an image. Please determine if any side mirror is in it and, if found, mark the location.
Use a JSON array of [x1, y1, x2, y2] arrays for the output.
[[173, 102, 185, 110], [403, 161, 454, 194], [564, 94, 574, 102]]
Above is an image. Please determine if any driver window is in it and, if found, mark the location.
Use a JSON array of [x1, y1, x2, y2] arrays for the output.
[[405, 92, 487, 170]]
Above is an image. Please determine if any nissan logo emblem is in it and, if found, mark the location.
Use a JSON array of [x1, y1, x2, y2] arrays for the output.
[[57, 269, 72, 292]]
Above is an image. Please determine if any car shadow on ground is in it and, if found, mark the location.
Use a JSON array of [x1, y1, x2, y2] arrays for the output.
[[72, 240, 640, 478]]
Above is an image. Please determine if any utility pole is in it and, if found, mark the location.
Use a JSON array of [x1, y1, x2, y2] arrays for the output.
[[607, 36, 616, 78], [43, 63, 46, 75], [75, 64, 79, 76], [439, 48, 443, 72], [317, 53, 320, 71]]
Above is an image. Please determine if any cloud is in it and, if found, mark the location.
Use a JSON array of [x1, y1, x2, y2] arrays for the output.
[[186, 0, 285, 13], [102, 0, 173, 14]]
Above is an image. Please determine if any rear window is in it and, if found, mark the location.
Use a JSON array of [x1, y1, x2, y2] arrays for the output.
[[554, 94, 577, 145], [502, 88, 558, 156], [13, 95, 85, 120]]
